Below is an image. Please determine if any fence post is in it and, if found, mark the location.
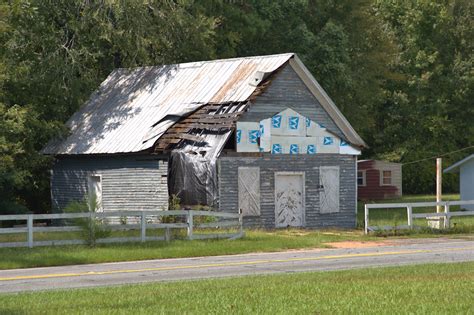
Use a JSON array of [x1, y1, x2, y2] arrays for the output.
[[141, 211, 146, 242], [164, 227, 171, 242], [27, 214, 34, 248], [407, 205, 413, 229], [444, 203, 450, 229], [239, 208, 243, 236], [187, 210, 194, 240], [364, 204, 369, 234]]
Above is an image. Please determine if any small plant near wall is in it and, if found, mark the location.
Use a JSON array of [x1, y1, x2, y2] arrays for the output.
[[64, 195, 110, 246], [162, 194, 182, 224], [192, 204, 217, 224]]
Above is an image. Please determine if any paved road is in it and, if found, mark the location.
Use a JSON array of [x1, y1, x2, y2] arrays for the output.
[[0, 238, 473, 293]]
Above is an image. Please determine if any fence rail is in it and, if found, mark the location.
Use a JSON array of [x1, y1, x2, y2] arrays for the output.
[[364, 200, 474, 234], [0, 210, 244, 248]]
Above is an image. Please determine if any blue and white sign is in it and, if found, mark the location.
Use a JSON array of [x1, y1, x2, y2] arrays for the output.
[[236, 130, 242, 143], [249, 130, 259, 144], [272, 115, 282, 128], [340, 140, 349, 146], [259, 123, 264, 136], [323, 137, 334, 145], [319, 123, 325, 128], [305, 117, 311, 128], [307, 144, 316, 154], [272, 144, 282, 154], [290, 144, 299, 154], [289, 116, 299, 130]]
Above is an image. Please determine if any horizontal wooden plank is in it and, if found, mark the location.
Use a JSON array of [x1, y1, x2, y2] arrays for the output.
[[195, 221, 240, 228], [0, 227, 27, 234], [191, 211, 240, 218], [34, 239, 86, 247], [191, 232, 243, 240], [147, 223, 188, 229], [447, 210, 474, 217], [0, 242, 28, 248], [0, 215, 29, 221], [96, 237, 142, 244], [34, 226, 82, 233], [412, 213, 447, 219]]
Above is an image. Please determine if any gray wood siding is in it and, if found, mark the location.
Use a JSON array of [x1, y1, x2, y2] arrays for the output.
[[51, 155, 168, 212], [218, 154, 357, 228], [240, 64, 345, 140]]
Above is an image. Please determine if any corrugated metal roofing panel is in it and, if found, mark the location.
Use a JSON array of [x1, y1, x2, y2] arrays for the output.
[[42, 53, 294, 155]]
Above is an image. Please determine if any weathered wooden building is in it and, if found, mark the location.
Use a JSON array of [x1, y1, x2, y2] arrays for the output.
[[444, 154, 474, 210], [357, 160, 402, 200], [43, 53, 367, 228]]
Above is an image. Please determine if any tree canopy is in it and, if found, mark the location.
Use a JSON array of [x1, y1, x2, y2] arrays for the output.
[[0, 0, 472, 212]]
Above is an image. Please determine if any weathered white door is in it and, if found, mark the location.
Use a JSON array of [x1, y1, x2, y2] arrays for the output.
[[238, 167, 260, 216], [274, 172, 304, 227], [88, 175, 103, 212], [319, 166, 340, 213]]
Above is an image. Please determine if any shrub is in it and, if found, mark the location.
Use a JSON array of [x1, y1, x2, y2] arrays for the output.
[[64, 198, 110, 246], [0, 201, 31, 228]]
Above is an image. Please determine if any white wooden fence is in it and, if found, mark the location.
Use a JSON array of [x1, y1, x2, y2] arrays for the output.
[[364, 200, 474, 234], [0, 210, 244, 248]]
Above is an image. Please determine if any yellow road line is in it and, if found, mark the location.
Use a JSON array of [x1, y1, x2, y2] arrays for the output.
[[1, 246, 472, 282]]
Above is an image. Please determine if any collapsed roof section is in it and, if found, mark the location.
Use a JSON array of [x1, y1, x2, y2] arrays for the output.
[[42, 53, 295, 155]]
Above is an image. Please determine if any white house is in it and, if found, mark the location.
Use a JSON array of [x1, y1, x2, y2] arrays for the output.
[[444, 154, 474, 210]]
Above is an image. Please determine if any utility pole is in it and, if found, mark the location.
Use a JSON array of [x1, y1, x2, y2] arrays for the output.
[[436, 158, 442, 213]]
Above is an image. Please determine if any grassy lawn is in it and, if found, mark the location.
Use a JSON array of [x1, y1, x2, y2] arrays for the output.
[[357, 194, 474, 233], [0, 229, 373, 270], [1, 262, 472, 314]]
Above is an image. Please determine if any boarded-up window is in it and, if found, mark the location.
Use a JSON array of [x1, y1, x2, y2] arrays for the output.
[[320, 166, 340, 213], [238, 167, 260, 216], [381, 170, 392, 185]]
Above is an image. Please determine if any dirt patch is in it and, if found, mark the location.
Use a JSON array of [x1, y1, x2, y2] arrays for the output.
[[325, 241, 396, 249]]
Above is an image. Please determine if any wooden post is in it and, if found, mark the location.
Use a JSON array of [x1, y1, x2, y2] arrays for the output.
[[364, 204, 369, 234], [239, 208, 243, 236], [407, 205, 413, 229], [436, 158, 442, 213], [140, 211, 146, 242], [27, 215, 34, 248], [164, 227, 171, 242], [187, 211, 193, 240], [444, 203, 450, 229]]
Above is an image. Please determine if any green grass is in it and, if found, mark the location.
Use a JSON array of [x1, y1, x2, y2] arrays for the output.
[[0, 229, 372, 270], [357, 194, 474, 233], [1, 262, 472, 314]]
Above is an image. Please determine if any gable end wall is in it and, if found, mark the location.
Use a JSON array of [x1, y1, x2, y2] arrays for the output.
[[240, 64, 345, 140]]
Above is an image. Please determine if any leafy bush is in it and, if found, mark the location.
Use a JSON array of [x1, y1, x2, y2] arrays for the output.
[[0, 201, 31, 227], [64, 198, 110, 246]]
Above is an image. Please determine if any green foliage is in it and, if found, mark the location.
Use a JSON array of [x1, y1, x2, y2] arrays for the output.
[[0, 262, 473, 314], [63, 198, 110, 246]]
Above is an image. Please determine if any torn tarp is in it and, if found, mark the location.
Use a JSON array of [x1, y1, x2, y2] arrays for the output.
[[168, 131, 232, 207]]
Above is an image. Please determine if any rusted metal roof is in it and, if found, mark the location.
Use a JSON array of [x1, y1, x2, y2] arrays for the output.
[[43, 53, 294, 155]]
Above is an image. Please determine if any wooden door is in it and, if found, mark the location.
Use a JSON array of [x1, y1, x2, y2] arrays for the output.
[[319, 166, 340, 213], [274, 172, 305, 227], [238, 167, 260, 216], [88, 175, 103, 212]]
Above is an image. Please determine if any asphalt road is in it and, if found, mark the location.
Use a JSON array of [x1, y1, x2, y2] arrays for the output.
[[0, 238, 473, 293]]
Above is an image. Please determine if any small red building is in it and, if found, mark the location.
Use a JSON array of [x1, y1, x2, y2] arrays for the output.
[[357, 160, 402, 200]]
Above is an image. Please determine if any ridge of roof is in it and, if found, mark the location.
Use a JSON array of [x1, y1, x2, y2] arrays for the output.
[[444, 154, 474, 173]]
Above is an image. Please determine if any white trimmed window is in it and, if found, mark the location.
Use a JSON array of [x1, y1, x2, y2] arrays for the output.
[[381, 170, 392, 186], [357, 171, 366, 186]]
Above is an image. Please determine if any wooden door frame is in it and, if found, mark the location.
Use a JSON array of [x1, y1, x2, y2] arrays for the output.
[[274, 171, 306, 227]]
